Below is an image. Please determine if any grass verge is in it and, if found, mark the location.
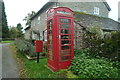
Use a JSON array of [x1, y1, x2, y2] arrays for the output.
[[10, 42, 71, 78], [1, 40, 14, 43]]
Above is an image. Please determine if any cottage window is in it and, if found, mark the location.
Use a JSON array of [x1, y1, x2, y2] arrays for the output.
[[38, 16, 40, 20], [94, 7, 99, 15], [38, 16, 40, 24]]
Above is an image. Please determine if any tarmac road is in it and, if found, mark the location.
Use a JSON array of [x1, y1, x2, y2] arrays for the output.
[[1, 43, 20, 78]]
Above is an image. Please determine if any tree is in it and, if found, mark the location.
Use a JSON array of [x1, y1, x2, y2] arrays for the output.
[[23, 11, 36, 26], [16, 23, 23, 38], [9, 27, 19, 38], [0, 1, 2, 38], [9, 23, 23, 38], [2, 1, 9, 38], [17, 23, 23, 31]]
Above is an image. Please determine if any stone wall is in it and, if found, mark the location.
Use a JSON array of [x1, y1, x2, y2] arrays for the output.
[[58, 2, 109, 17], [24, 27, 31, 40], [74, 22, 86, 49], [74, 12, 120, 49], [31, 3, 56, 40]]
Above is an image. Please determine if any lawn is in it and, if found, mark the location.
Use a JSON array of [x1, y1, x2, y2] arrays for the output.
[[1, 40, 14, 43], [10, 43, 70, 78], [16, 52, 68, 78]]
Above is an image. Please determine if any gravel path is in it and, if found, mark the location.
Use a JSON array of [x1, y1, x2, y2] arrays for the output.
[[2, 43, 20, 78]]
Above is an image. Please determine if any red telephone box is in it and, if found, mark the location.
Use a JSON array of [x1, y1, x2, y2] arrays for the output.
[[46, 7, 74, 72]]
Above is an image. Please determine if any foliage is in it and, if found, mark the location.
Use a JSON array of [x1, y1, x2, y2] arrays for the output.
[[2, 1, 9, 38], [84, 26, 120, 60], [74, 48, 92, 59], [9, 27, 19, 38], [66, 71, 78, 78], [9, 23, 24, 38], [1, 40, 13, 43], [69, 58, 119, 78], [23, 11, 36, 26], [16, 23, 23, 38], [86, 26, 104, 39], [14, 39, 36, 57], [69, 49, 120, 78]]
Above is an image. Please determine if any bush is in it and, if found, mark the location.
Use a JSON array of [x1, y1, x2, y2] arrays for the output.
[[74, 48, 92, 59], [69, 56, 119, 78], [15, 39, 36, 57], [84, 26, 120, 60], [68, 49, 119, 78]]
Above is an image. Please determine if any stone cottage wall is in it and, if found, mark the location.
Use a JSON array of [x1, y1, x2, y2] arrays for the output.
[[24, 28, 31, 40], [74, 12, 120, 49], [58, 2, 109, 17], [74, 22, 86, 49], [31, 3, 56, 40]]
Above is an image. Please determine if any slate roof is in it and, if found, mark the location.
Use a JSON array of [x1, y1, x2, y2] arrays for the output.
[[74, 12, 120, 31], [30, 2, 54, 20]]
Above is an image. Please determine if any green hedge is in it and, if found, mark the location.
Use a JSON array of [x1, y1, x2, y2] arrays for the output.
[[69, 49, 120, 78]]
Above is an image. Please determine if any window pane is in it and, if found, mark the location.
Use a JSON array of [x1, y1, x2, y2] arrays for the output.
[[48, 11, 54, 17], [48, 19, 52, 24], [48, 19, 52, 30], [61, 40, 70, 45], [61, 46, 70, 50], [49, 35, 52, 40], [60, 24, 70, 28], [49, 55, 53, 60], [61, 56, 70, 61], [49, 45, 52, 49], [50, 40, 52, 44], [49, 50, 52, 55], [60, 19, 70, 23], [60, 30, 70, 34], [48, 25, 52, 30], [61, 35, 71, 39], [61, 50, 71, 55]]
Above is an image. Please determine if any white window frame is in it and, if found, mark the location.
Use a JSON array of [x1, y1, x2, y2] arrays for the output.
[[38, 16, 40, 24], [94, 7, 99, 15]]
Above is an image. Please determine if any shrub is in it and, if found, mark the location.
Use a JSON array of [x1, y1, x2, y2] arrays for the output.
[[69, 56, 119, 78], [15, 39, 28, 52], [15, 39, 36, 57], [74, 48, 92, 59], [84, 26, 120, 60]]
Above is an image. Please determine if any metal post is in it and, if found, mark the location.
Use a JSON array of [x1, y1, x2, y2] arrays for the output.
[[37, 32, 40, 63], [37, 52, 39, 63]]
